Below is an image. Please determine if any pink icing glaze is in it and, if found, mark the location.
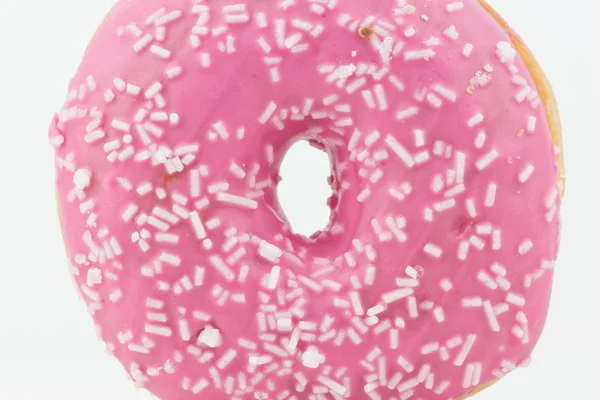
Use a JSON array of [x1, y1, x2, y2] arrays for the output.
[[49, 0, 562, 399]]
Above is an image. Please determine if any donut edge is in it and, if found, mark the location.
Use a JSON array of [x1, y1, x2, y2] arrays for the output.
[[477, 0, 565, 196], [462, 4, 565, 399]]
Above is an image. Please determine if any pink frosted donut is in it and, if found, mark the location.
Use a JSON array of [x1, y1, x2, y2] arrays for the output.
[[49, 0, 563, 399]]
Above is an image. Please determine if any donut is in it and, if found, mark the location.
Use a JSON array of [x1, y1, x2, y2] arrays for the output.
[[48, 0, 564, 399]]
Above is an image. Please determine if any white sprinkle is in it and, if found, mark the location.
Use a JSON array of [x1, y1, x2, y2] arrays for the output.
[[225, 13, 250, 24], [85, 75, 97, 92], [199, 52, 211, 68], [209, 255, 235, 281], [197, 325, 222, 348], [259, 101, 277, 124], [145, 324, 172, 337], [426, 93, 443, 108], [404, 26, 417, 37], [373, 84, 388, 110], [431, 175, 444, 194], [519, 164, 535, 183], [217, 348, 237, 369], [546, 205, 557, 222], [134, 33, 153, 52], [346, 77, 367, 94], [474, 131, 486, 148], [189, 211, 207, 239], [477, 270, 498, 290], [111, 119, 131, 133], [385, 135, 415, 168], [467, 113, 484, 128], [421, 342, 440, 355], [335, 117, 353, 127], [424, 243, 442, 258], [512, 75, 528, 86], [284, 33, 302, 49], [322, 94, 338, 106], [302, 347, 325, 368], [463, 43, 473, 57], [414, 151, 430, 164], [485, 183, 497, 207], [483, 300, 501, 332], [465, 198, 477, 218], [410, 130, 424, 148], [462, 297, 483, 307], [435, 380, 451, 395], [109, 290, 122, 302], [545, 187, 559, 209], [73, 168, 92, 190], [144, 82, 162, 99], [472, 363, 482, 386], [298, 275, 323, 293], [318, 375, 347, 396], [158, 252, 180, 266], [446, 2, 464, 12], [475, 149, 499, 171], [434, 198, 456, 212], [527, 116, 537, 132], [395, 106, 419, 121], [113, 77, 126, 91], [382, 288, 413, 304], [387, 371, 403, 390], [453, 152, 466, 184], [424, 208, 434, 221], [463, 363, 475, 388], [469, 235, 485, 250], [259, 240, 283, 262], [150, 44, 171, 59], [396, 356, 414, 373], [155, 9, 182, 26], [178, 319, 191, 341], [357, 188, 371, 203], [515, 86, 532, 103], [491, 229, 501, 250], [152, 206, 178, 224], [362, 90, 376, 109], [267, 265, 281, 290], [216, 192, 258, 209], [404, 49, 436, 61], [191, 379, 209, 394], [453, 334, 476, 366], [349, 291, 364, 315], [272, 18, 286, 48], [506, 292, 526, 307], [518, 239, 533, 255], [443, 25, 459, 40], [396, 278, 419, 287], [444, 184, 465, 199], [432, 84, 457, 102], [397, 377, 419, 394], [496, 41, 517, 63], [121, 204, 140, 224], [166, 66, 182, 79], [494, 303, 510, 315]]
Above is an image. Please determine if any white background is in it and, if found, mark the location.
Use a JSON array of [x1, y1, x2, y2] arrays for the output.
[[0, 0, 598, 398]]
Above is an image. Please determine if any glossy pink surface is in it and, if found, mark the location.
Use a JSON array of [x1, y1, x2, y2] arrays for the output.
[[49, 0, 561, 399]]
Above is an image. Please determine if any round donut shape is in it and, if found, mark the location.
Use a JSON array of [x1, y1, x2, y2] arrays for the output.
[[49, 0, 564, 399]]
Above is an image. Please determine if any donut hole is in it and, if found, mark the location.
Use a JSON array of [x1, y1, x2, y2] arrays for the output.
[[277, 140, 333, 238]]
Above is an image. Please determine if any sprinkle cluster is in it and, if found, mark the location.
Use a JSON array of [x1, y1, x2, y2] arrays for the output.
[[50, 0, 561, 399]]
